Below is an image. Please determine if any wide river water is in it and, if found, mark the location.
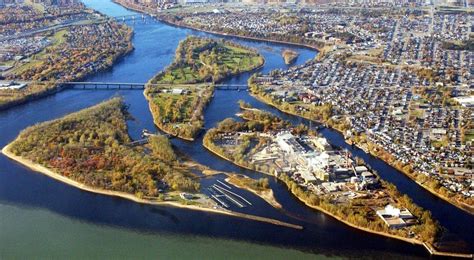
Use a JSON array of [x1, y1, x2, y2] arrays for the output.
[[0, 1, 472, 258]]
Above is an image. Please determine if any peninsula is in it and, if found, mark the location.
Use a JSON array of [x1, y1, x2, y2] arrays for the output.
[[145, 36, 264, 140], [203, 105, 448, 254], [1, 97, 302, 230]]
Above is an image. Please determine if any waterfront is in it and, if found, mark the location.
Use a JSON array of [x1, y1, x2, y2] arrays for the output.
[[0, 0, 472, 258]]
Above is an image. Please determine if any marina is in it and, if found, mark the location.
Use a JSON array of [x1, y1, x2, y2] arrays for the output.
[[0, 0, 472, 258]]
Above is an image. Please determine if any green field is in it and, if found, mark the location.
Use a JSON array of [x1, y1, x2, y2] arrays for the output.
[[146, 36, 263, 140], [145, 84, 214, 140], [150, 36, 264, 84]]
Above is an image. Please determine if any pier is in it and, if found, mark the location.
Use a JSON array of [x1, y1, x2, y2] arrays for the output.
[[216, 179, 232, 189], [126, 130, 172, 147], [207, 181, 252, 209]]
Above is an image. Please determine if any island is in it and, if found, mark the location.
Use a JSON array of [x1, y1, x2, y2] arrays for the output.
[[0, 3, 134, 110], [145, 36, 264, 140], [282, 49, 299, 65], [2, 97, 303, 230], [113, 1, 473, 218], [203, 105, 449, 254]]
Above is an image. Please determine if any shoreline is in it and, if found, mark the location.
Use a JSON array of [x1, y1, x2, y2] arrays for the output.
[[1, 143, 302, 230], [248, 89, 474, 216], [203, 136, 473, 258], [366, 142, 474, 215], [115, 0, 473, 217], [130, 7, 474, 218], [112, 0, 321, 52], [143, 90, 196, 142], [225, 176, 283, 209], [142, 39, 265, 142], [0, 26, 134, 112]]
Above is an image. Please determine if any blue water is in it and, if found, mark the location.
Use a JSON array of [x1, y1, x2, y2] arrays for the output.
[[0, 0, 472, 258]]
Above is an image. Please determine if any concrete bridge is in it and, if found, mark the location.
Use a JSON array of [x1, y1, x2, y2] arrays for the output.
[[61, 81, 249, 91], [112, 14, 151, 23]]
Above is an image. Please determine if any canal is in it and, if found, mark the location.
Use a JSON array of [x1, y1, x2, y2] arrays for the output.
[[0, 0, 472, 258]]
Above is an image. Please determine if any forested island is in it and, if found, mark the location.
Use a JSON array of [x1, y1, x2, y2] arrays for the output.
[[2, 98, 308, 229], [203, 105, 444, 251], [4, 98, 202, 198], [149, 36, 264, 84], [145, 36, 264, 140]]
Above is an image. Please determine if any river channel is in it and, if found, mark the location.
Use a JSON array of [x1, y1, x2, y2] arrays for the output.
[[0, 0, 472, 258]]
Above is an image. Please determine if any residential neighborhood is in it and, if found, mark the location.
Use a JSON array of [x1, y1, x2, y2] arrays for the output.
[[247, 6, 473, 210]]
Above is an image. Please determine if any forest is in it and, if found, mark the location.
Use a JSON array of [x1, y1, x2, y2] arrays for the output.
[[8, 98, 200, 198]]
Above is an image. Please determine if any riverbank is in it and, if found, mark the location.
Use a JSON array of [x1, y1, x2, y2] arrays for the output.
[[142, 90, 196, 142], [363, 141, 474, 215], [247, 86, 474, 216], [0, 25, 134, 112], [202, 129, 472, 258], [225, 175, 282, 209], [144, 36, 264, 141], [1, 142, 302, 230], [152, 3, 473, 216], [112, 0, 321, 52]]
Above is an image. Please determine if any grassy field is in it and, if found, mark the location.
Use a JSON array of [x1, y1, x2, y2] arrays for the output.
[[146, 36, 263, 140], [464, 129, 474, 143], [150, 36, 264, 84], [145, 84, 214, 140], [24, 0, 45, 13]]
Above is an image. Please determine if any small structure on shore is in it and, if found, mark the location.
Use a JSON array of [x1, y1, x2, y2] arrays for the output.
[[0, 81, 27, 90]]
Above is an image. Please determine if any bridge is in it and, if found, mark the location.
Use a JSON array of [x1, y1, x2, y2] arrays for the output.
[[127, 130, 173, 147], [63, 81, 146, 90], [112, 14, 151, 23], [61, 81, 249, 91]]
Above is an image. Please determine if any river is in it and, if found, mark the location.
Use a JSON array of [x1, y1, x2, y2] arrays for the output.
[[0, 0, 472, 258]]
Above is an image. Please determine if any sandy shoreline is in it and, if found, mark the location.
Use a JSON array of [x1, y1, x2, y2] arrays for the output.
[[116, 0, 474, 218], [1, 143, 302, 230]]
